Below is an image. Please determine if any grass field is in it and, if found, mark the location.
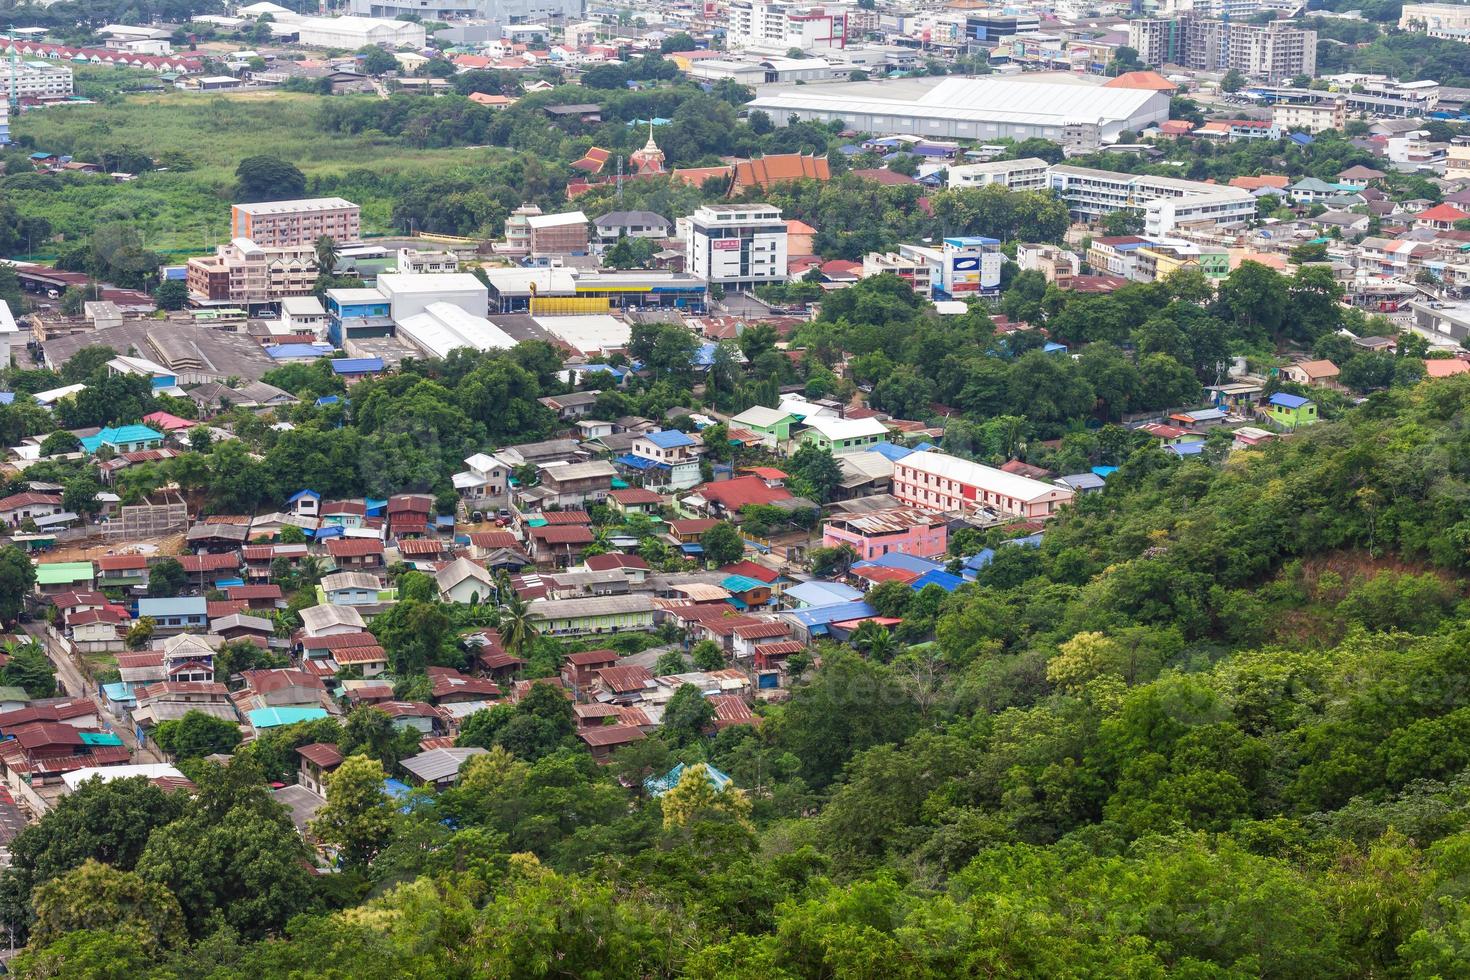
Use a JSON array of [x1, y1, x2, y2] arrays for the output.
[[11, 90, 499, 254]]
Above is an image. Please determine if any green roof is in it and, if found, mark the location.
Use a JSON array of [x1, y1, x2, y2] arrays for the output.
[[34, 561, 95, 585], [79, 732, 124, 746], [0, 687, 31, 703]]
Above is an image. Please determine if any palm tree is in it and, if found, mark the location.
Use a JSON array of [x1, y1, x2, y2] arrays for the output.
[[499, 591, 538, 657], [314, 235, 340, 276]]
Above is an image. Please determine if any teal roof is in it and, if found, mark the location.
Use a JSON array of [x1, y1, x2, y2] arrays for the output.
[[721, 574, 766, 593], [644, 762, 732, 797], [249, 707, 327, 729], [80, 424, 162, 453], [79, 732, 124, 746]]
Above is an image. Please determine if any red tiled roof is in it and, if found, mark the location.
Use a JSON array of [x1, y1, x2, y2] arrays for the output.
[[578, 724, 645, 747], [540, 510, 592, 525], [850, 168, 918, 185], [584, 553, 649, 571], [226, 584, 282, 601], [609, 487, 664, 506], [669, 518, 719, 535], [594, 664, 652, 693], [296, 742, 343, 768], [327, 538, 384, 557], [300, 631, 379, 651], [734, 621, 790, 640], [696, 476, 792, 510], [333, 645, 388, 665], [1103, 70, 1177, 91], [468, 531, 519, 549], [178, 553, 240, 573], [853, 565, 921, 585], [754, 640, 805, 657], [95, 555, 148, 571], [1418, 203, 1470, 223], [397, 538, 448, 556], [208, 600, 250, 618], [720, 560, 780, 583], [529, 525, 595, 544], [565, 648, 620, 666], [730, 153, 830, 192], [0, 492, 60, 511], [711, 694, 758, 728]]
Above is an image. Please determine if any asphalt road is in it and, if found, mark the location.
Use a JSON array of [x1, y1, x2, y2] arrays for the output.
[[21, 622, 160, 765]]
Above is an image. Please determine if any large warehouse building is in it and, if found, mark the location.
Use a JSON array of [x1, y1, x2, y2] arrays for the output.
[[745, 73, 1171, 147]]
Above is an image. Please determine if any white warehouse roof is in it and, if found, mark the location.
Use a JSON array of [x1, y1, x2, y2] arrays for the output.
[[398, 303, 517, 359], [748, 74, 1169, 140]]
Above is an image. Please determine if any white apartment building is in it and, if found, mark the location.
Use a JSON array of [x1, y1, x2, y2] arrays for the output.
[[726, 0, 849, 52], [686, 205, 789, 289], [1046, 165, 1255, 235], [1401, 3, 1470, 37], [6, 61, 73, 100], [947, 156, 1050, 191], [1271, 99, 1346, 135], [1446, 144, 1470, 181], [1145, 190, 1257, 236]]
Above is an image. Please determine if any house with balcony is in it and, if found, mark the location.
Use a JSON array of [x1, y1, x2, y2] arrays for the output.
[[618, 429, 702, 491]]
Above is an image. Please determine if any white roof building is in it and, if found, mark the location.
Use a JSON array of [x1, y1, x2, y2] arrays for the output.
[[530, 314, 631, 356], [747, 73, 1170, 146], [397, 303, 518, 359]]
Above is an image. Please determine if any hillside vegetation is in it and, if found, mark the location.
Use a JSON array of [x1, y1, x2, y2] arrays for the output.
[[12, 377, 1470, 977]]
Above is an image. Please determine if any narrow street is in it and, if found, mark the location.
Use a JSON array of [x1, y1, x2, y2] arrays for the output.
[[20, 623, 160, 765]]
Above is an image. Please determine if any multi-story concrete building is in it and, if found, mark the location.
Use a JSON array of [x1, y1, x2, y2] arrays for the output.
[[687, 204, 788, 288], [526, 211, 589, 255], [726, 0, 849, 52], [231, 198, 360, 249], [6, 61, 73, 101], [1400, 3, 1470, 38], [1129, 16, 1315, 81], [186, 239, 318, 306], [1047, 165, 1255, 235], [947, 156, 1050, 191], [1272, 98, 1347, 134], [964, 11, 1040, 47], [893, 452, 1074, 520]]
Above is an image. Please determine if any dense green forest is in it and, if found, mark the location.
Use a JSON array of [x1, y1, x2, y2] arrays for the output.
[[13, 375, 1470, 977]]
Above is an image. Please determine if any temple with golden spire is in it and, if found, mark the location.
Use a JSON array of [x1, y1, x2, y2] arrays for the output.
[[629, 122, 665, 176]]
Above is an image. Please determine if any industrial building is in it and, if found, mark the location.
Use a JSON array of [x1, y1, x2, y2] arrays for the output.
[[480, 267, 707, 315], [746, 74, 1170, 147], [347, 0, 584, 25], [268, 13, 427, 48]]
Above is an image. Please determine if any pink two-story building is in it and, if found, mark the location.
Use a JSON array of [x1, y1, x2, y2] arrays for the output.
[[821, 507, 948, 562]]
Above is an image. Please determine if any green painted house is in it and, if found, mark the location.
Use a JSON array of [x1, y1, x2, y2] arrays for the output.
[[794, 414, 890, 455], [1265, 392, 1318, 428], [729, 406, 798, 449]]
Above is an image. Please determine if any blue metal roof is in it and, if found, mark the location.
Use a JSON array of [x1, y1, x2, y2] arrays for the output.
[[1166, 441, 1206, 456], [0, 393, 13, 405], [867, 441, 913, 462], [1091, 466, 1118, 478], [1043, 342, 1069, 353], [287, 489, 321, 502], [137, 597, 207, 617], [1269, 392, 1310, 409], [614, 452, 661, 471], [330, 357, 383, 374], [911, 569, 965, 593], [785, 580, 863, 606], [785, 600, 877, 630], [856, 552, 942, 575], [644, 429, 696, 449], [267, 344, 333, 359]]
